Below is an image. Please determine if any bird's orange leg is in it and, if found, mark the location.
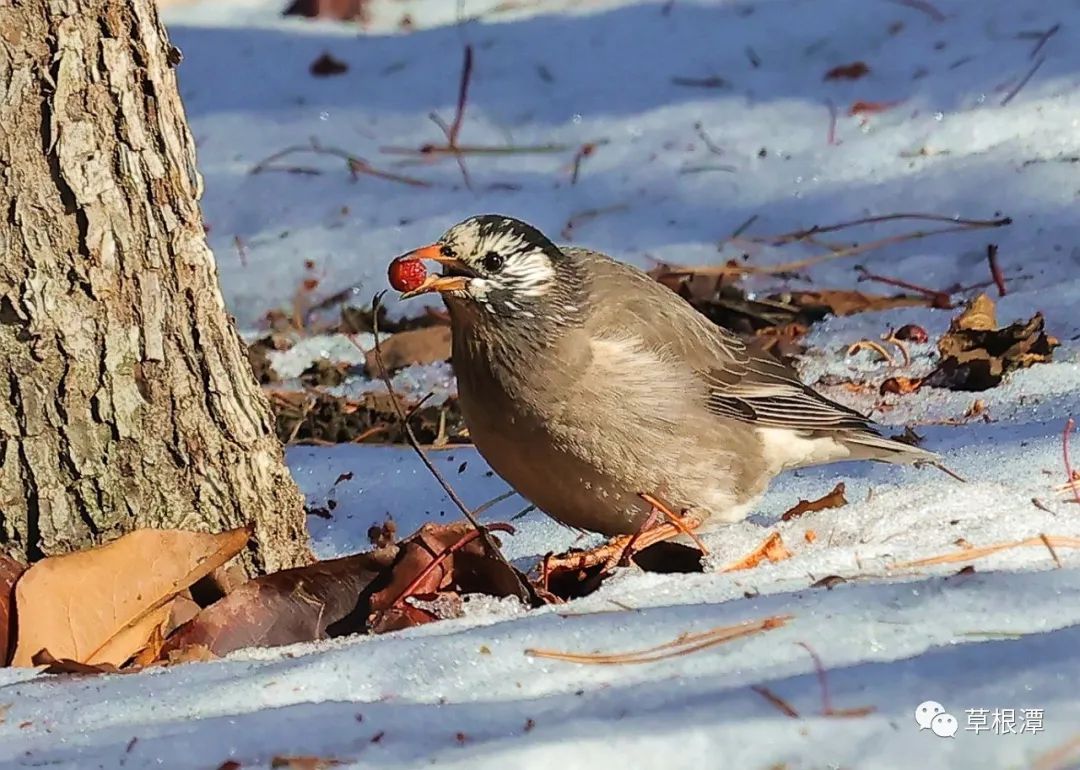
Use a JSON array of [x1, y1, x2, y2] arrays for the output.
[[637, 493, 710, 556]]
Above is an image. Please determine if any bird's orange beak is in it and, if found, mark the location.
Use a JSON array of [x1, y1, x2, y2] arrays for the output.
[[398, 243, 472, 299]]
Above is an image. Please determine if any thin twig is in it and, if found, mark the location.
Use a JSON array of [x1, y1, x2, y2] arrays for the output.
[[758, 213, 1010, 245], [471, 489, 518, 518], [854, 265, 953, 307], [1001, 56, 1045, 107], [893, 534, 1080, 568], [1040, 533, 1063, 568], [846, 339, 895, 365], [250, 142, 431, 187], [561, 204, 630, 241], [379, 522, 516, 616], [693, 122, 724, 155], [987, 243, 1008, 296], [448, 44, 473, 145], [360, 292, 531, 602], [730, 213, 759, 239], [1065, 418, 1080, 505], [525, 616, 790, 665], [684, 219, 1009, 278], [1029, 23, 1060, 60], [381, 143, 572, 157], [570, 141, 605, 185], [825, 99, 838, 146], [888, 0, 945, 22], [797, 642, 832, 715], [750, 685, 800, 718]]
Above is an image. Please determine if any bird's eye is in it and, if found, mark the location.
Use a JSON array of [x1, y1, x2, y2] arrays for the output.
[[482, 251, 505, 272], [440, 244, 456, 259]]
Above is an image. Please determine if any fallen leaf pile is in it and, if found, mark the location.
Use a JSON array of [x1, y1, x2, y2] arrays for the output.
[[922, 293, 1059, 391], [0, 522, 538, 672], [875, 294, 1059, 397], [267, 388, 467, 447], [648, 266, 939, 364]]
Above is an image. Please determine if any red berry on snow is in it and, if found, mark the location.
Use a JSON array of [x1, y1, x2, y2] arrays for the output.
[[388, 257, 428, 292]]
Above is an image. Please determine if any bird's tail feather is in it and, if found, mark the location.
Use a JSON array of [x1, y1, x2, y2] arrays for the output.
[[840, 430, 938, 464]]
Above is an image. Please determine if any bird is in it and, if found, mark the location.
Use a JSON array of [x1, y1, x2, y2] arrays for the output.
[[394, 214, 936, 539]]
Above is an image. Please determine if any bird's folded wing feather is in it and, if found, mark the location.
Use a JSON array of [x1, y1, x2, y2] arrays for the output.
[[576, 249, 876, 435]]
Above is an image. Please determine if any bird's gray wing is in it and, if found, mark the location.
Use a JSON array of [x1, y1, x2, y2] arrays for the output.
[[571, 247, 875, 435]]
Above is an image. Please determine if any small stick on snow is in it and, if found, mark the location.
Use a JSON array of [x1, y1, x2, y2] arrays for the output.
[[750, 685, 800, 718], [1001, 56, 1045, 107], [762, 213, 1010, 246], [797, 641, 833, 715], [1039, 533, 1063, 568], [1064, 418, 1080, 505], [525, 615, 790, 665], [825, 98, 838, 146], [855, 265, 953, 307], [250, 142, 431, 187], [1029, 23, 1060, 60], [376, 522, 516, 619], [358, 293, 533, 602], [987, 243, 1008, 296], [561, 204, 630, 241], [569, 141, 604, 185], [888, 0, 946, 22]]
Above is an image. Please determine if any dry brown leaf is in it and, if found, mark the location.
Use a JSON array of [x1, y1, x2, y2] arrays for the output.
[[721, 532, 793, 572], [161, 551, 393, 659], [953, 293, 997, 331], [31, 649, 121, 676], [781, 483, 847, 521], [165, 643, 218, 666], [130, 622, 168, 669], [0, 554, 26, 665], [923, 293, 1058, 391], [893, 535, 1080, 568], [364, 326, 451, 376], [12, 527, 250, 667], [879, 376, 924, 396], [777, 290, 933, 317], [824, 61, 871, 81]]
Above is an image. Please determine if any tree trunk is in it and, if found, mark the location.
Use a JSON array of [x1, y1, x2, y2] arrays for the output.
[[0, 0, 312, 573]]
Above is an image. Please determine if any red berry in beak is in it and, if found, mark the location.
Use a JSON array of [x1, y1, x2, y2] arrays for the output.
[[388, 257, 428, 292]]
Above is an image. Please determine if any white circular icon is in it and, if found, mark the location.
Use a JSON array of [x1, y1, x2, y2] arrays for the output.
[[931, 712, 958, 738], [915, 700, 946, 730]]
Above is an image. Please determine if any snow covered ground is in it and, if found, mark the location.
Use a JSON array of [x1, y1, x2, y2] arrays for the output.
[[3, 0, 1080, 767]]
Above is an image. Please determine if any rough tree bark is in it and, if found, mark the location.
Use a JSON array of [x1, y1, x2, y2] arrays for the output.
[[0, 0, 312, 572]]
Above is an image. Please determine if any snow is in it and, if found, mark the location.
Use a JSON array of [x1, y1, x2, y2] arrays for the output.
[[4, 0, 1080, 767]]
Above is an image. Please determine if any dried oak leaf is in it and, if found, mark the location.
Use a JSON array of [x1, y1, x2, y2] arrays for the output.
[[772, 290, 934, 317], [363, 326, 452, 376], [721, 532, 792, 572], [781, 482, 848, 521], [824, 62, 871, 80], [284, 0, 371, 22], [369, 522, 533, 633], [849, 100, 900, 115], [11, 527, 250, 668], [880, 376, 924, 396], [310, 53, 348, 77], [923, 293, 1058, 391], [0, 553, 26, 665], [161, 550, 396, 659]]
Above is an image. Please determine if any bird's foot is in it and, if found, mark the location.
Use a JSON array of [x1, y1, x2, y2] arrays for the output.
[[537, 499, 707, 588]]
